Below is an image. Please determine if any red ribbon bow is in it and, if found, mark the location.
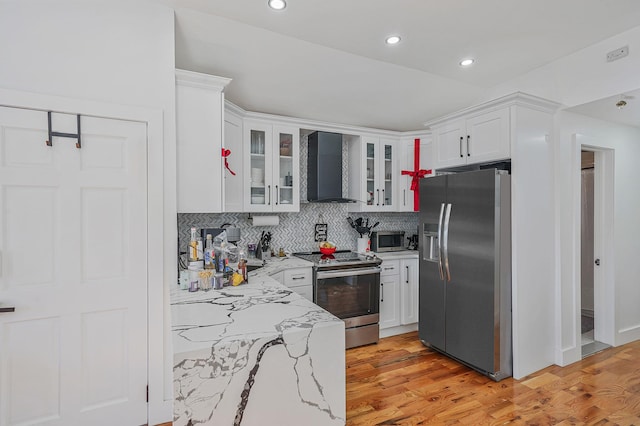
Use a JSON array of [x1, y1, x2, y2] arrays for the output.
[[402, 168, 430, 191], [221, 148, 236, 176]]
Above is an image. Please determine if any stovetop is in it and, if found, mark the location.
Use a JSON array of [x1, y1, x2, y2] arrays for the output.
[[293, 250, 381, 269]]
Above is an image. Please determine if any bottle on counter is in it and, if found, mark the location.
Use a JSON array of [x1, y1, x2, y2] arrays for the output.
[[189, 227, 198, 262], [204, 234, 214, 269], [238, 250, 247, 283]]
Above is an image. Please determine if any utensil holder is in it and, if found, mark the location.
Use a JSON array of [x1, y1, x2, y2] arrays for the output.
[[357, 237, 370, 254]]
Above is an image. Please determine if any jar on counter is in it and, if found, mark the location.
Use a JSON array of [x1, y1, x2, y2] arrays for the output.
[[188, 269, 200, 292]]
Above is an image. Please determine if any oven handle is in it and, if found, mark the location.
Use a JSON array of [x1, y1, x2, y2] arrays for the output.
[[316, 267, 381, 280]]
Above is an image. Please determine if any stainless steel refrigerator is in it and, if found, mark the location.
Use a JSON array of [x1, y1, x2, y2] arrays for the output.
[[418, 168, 512, 381]]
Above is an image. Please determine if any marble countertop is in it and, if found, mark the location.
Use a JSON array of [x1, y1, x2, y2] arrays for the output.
[[374, 250, 419, 260], [246, 255, 314, 278], [171, 264, 334, 356], [171, 262, 345, 425]]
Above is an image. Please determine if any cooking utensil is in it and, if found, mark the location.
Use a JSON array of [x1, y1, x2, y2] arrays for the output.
[[347, 217, 355, 229]]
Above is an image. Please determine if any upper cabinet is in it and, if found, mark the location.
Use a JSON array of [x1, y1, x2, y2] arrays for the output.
[[348, 135, 399, 212], [243, 120, 300, 212], [431, 108, 510, 169], [398, 135, 433, 212], [175, 69, 231, 213]]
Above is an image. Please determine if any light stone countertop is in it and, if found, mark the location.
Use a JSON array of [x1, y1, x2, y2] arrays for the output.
[[171, 256, 345, 425]]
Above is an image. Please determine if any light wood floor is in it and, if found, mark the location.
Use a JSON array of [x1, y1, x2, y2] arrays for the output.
[[346, 332, 640, 425]]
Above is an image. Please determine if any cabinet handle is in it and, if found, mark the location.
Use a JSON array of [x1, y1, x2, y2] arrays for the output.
[[292, 276, 305, 280], [268, 185, 271, 205], [0, 306, 15, 313], [275, 185, 279, 205], [459, 136, 463, 158], [467, 135, 471, 156], [384, 267, 394, 271], [381, 282, 384, 302], [406, 265, 409, 284], [381, 189, 385, 206], [376, 189, 380, 206], [403, 189, 406, 206]]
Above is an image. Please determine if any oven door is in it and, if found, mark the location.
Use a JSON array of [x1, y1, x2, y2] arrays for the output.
[[315, 266, 380, 327]]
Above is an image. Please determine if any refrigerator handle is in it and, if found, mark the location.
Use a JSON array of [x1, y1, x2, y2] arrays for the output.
[[437, 203, 445, 280], [443, 203, 452, 282]]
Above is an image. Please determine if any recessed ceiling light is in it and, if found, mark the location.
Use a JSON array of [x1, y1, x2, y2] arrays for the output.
[[385, 36, 401, 45], [460, 58, 475, 67], [268, 0, 286, 10]]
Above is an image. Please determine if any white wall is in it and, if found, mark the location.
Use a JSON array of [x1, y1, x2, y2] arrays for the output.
[[0, 1, 176, 423], [556, 111, 640, 365], [485, 25, 640, 109]]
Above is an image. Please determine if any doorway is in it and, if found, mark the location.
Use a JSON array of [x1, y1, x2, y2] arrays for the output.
[[580, 149, 611, 358]]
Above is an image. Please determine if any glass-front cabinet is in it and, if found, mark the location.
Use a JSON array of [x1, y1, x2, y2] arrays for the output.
[[244, 120, 299, 212], [349, 135, 397, 212]]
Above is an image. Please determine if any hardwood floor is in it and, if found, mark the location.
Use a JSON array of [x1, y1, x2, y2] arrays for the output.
[[346, 332, 640, 425]]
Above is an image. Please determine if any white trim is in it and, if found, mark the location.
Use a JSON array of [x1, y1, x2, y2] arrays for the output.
[[0, 87, 171, 424], [224, 99, 418, 138], [424, 92, 561, 128], [175, 69, 232, 91]]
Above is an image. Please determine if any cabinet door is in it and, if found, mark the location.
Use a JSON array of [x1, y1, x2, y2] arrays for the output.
[[272, 125, 299, 212], [399, 137, 432, 212], [465, 108, 510, 164], [244, 121, 273, 212], [400, 258, 419, 325], [224, 110, 244, 212], [379, 139, 397, 211], [364, 137, 378, 209], [433, 119, 466, 169], [379, 275, 400, 329], [176, 77, 224, 213]]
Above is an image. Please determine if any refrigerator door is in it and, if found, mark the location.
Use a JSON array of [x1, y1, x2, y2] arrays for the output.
[[444, 169, 501, 373], [418, 175, 447, 350]]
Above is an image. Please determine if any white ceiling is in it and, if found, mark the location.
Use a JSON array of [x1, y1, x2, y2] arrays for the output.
[[162, 0, 640, 131], [568, 88, 640, 128]]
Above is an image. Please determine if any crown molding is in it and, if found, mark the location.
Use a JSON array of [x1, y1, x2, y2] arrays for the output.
[[175, 69, 232, 91]]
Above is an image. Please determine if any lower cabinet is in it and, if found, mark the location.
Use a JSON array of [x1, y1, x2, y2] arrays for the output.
[[400, 258, 419, 325], [378, 255, 419, 336], [271, 267, 313, 301], [379, 260, 401, 329]]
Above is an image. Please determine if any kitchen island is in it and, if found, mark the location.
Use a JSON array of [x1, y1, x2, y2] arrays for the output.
[[171, 259, 345, 426]]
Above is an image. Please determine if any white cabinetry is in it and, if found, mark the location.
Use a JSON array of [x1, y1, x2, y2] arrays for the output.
[[348, 135, 399, 211], [270, 267, 313, 301], [223, 104, 244, 212], [430, 108, 509, 169], [400, 258, 419, 325], [379, 260, 400, 329], [399, 135, 433, 212], [377, 253, 419, 337], [244, 120, 300, 212], [175, 69, 231, 213]]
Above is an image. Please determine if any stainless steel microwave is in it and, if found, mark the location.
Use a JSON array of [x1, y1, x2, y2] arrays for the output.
[[370, 231, 405, 252]]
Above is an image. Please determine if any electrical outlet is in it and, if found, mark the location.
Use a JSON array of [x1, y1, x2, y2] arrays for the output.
[[606, 45, 629, 62]]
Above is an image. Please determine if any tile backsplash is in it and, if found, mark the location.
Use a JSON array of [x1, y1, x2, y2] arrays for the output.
[[177, 205, 418, 256]]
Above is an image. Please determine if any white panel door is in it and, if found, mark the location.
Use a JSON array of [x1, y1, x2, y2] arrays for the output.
[[0, 107, 148, 426], [400, 258, 419, 325]]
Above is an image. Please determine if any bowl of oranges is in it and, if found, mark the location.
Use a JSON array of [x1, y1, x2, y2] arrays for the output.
[[319, 241, 337, 255]]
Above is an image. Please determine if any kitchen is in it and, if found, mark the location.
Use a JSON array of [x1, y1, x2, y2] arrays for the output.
[[1, 1, 640, 425]]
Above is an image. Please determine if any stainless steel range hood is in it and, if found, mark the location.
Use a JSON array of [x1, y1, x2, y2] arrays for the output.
[[307, 131, 356, 203]]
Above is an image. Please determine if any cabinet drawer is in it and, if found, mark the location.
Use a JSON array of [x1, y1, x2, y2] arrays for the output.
[[283, 268, 312, 287], [380, 260, 400, 276]]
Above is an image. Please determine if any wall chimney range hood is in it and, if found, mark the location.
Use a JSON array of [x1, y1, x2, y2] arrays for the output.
[[307, 131, 356, 203]]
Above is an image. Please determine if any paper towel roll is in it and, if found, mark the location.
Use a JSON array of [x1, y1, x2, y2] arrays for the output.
[[251, 215, 280, 226]]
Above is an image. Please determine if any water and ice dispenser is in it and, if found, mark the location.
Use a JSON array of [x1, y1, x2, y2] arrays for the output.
[[422, 223, 439, 262]]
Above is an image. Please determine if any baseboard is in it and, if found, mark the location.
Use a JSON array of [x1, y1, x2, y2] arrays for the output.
[[581, 309, 594, 318], [616, 323, 640, 346], [379, 323, 418, 339]]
